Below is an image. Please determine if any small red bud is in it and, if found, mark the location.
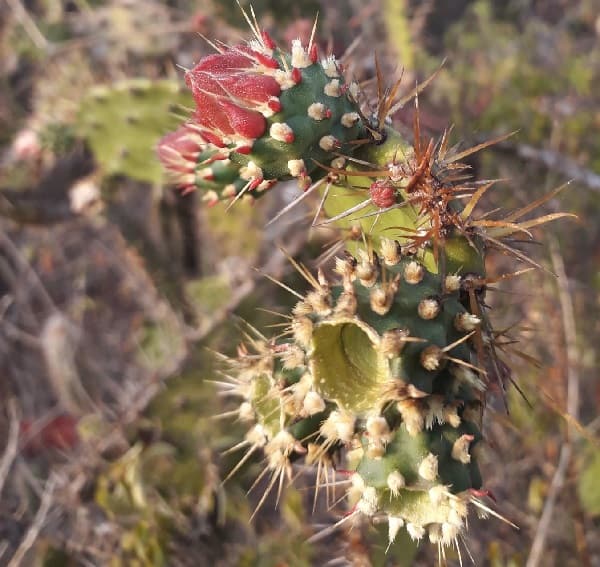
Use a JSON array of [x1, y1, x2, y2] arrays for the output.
[[369, 179, 397, 209], [470, 488, 497, 502], [252, 51, 280, 69], [291, 67, 302, 84], [309, 43, 318, 63]]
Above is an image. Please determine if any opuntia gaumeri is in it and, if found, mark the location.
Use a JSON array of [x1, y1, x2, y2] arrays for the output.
[[159, 8, 573, 558]]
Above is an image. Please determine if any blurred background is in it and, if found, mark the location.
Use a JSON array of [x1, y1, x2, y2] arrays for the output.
[[0, 0, 599, 565]]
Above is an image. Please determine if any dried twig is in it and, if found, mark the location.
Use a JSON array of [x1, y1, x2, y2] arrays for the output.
[[526, 237, 580, 567], [0, 399, 20, 499], [5, 0, 50, 50], [0, 227, 57, 313], [7, 474, 57, 567]]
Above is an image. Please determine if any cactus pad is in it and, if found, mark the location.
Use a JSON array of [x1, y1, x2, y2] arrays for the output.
[[78, 79, 192, 183]]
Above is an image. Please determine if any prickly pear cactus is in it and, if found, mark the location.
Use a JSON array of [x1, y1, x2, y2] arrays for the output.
[[78, 79, 192, 183], [159, 8, 572, 558]]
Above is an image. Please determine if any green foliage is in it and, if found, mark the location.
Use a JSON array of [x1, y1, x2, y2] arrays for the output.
[[39, 122, 78, 155], [382, 0, 414, 70], [185, 276, 233, 316], [136, 317, 186, 373]]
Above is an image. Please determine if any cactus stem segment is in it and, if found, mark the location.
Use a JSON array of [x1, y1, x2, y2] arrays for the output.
[[160, 8, 574, 560]]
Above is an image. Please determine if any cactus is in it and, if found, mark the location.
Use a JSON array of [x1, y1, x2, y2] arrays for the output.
[[159, 7, 573, 558], [185, 30, 363, 190], [78, 79, 192, 183]]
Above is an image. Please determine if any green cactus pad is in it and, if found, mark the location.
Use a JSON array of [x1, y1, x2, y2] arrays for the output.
[[303, 253, 480, 402], [77, 79, 192, 183]]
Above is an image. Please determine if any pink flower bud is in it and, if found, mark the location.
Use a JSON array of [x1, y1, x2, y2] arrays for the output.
[[157, 126, 206, 190], [157, 127, 202, 163]]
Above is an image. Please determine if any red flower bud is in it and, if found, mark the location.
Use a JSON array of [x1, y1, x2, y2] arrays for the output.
[[157, 127, 203, 164], [185, 45, 283, 143], [267, 97, 282, 113], [261, 30, 277, 50]]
